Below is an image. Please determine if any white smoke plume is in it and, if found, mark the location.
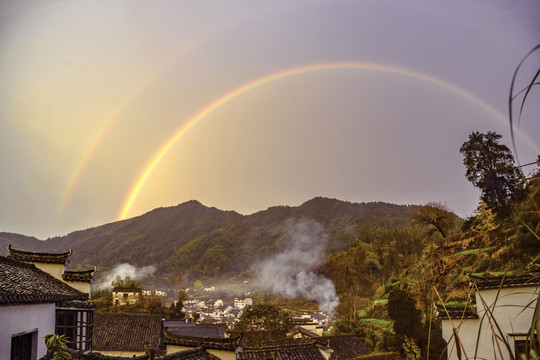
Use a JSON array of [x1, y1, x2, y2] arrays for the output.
[[94, 263, 156, 290], [257, 219, 340, 315]]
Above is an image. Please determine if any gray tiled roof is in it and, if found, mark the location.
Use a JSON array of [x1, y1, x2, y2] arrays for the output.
[[112, 287, 142, 293], [63, 268, 96, 282], [469, 272, 540, 290], [237, 338, 326, 360], [164, 331, 238, 351], [165, 323, 225, 338], [93, 313, 162, 352], [40, 346, 220, 360], [295, 326, 320, 338], [56, 299, 96, 310], [8, 244, 71, 264], [435, 304, 478, 320], [314, 335, 371, 359], [0, 256, 88, 305]]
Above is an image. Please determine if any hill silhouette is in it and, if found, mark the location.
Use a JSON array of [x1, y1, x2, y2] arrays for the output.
[[1, 197, 419, 278]]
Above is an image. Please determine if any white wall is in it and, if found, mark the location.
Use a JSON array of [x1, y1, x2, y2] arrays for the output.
[[0, 303, 56, 360], [33, 263, 65, 281], [442, 285, 539, 360], [64, 281, 90, 296]]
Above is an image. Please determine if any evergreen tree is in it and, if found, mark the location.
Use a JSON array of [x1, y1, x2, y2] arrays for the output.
[[459, 131, 524, 216]]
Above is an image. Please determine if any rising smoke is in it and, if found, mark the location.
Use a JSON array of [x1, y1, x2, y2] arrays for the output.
[[256, 219, 340, 315], [94, 263, 156, 290]]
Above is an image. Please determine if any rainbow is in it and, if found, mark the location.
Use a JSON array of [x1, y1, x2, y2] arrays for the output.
[[58, 6, 289, 217], [57, 36, 212, 219], [116, 62, 540, 220]]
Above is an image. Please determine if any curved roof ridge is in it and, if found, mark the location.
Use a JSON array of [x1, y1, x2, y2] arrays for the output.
[[7, 244, 72, 264]]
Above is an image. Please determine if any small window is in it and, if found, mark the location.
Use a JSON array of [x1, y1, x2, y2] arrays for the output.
[[11, 331, 36, 360], [515, 339, 527, 357]]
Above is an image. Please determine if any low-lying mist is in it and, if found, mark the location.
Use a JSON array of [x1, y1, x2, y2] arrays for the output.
[[94, 263, 156, 290], [256, 219, 340, 315]]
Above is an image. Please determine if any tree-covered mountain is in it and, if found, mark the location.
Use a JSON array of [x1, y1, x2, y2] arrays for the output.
[[1, 197, 419, 278]]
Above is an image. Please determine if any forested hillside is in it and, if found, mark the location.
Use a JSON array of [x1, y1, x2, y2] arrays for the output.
[[1, 197, 419, 279], [322, 131, 540, 358]]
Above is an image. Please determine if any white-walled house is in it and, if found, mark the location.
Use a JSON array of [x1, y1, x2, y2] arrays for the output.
[[234, 297, 252, 309], [438, 272, 539, 360], [112, 287, 143, 305], [0, 255, 94, 360], [7, 245, 95, 296]]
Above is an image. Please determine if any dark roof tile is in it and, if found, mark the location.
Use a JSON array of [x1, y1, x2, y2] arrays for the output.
[[56, 299, 96, 310], [314, 335, 371, 359], [63, 269, 96, 282], [40, 346, 220, 360], [8, 244, 71, 264], [469, 272, 540, 290], [164, 331, 238, 351], [0, 256, 88, 305], [93, 313, 162, 352], [435, 304, 478, 320], [112, 287, 142, 293], [165, 323, 224, 338], [237, 339, 325, 360]]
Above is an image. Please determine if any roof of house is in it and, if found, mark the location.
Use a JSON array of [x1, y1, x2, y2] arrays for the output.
[[313, 335, 371, 359], [435, 304, 478, 320], [0, 255, 88, 306], [237, 338, 326, 360], [62, 268, 96, 283], [112, 287, 143, 293], [164, 331, 238, 351], [7, 244, 71, 265], [93, 313, 162, 352], [469, 272, 540, 290], [56, 299, 96, 310], [294, 326, 320, 338], [40, 346, 220, 360], [165, 323, 225, 338]]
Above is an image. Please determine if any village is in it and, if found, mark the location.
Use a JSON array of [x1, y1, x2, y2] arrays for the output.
[[127, 285, 331, 331], [1, 245, 365, 360], [3, 243, 539, 360]]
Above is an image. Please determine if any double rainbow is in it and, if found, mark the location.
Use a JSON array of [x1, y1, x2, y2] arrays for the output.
[[114, 62, 538, 220]]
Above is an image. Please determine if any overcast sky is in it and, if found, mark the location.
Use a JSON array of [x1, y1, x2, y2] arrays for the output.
[[1, 0, 539, 239]]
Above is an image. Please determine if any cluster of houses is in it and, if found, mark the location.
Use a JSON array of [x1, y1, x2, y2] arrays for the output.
[[142, 289, 168, 297], [182, 297, 251, 326], [2, 244, 539, 360], [0, 245, 361, 360]]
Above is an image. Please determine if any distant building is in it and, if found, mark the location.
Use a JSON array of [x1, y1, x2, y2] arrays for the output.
[[112, 287, 142, 306], [234, 297, 252, 309]]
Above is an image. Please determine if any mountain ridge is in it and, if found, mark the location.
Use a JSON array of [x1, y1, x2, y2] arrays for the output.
[[1, 197, 420, 278]]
